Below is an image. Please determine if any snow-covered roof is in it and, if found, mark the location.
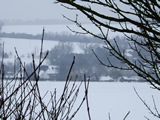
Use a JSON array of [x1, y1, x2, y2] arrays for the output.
[[99, 76, 113, 81]]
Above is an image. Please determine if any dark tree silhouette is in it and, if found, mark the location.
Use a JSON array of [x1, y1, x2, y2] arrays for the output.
[[56, 0, 160, 118], [56, 0, 160, 89]]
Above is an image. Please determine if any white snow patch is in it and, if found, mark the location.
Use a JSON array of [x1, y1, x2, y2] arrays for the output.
[[125, 52, 133, 57], [99, 75, 113, 81], [126, 49, 134, 53], [123, 76, 141, 81]]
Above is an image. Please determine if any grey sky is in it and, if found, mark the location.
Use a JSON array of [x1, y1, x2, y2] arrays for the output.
[[0, 0, 130, 24], [0, 0, 77, 21]]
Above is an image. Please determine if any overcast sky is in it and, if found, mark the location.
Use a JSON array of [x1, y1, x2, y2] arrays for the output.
[[0, 0, 131, 24], [0, 0, 80, 21]]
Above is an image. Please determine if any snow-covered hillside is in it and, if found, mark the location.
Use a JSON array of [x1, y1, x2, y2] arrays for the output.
[[0, 38, 85, 63]]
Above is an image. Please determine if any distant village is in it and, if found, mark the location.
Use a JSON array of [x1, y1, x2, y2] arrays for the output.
[[0, 22, 144, 82]]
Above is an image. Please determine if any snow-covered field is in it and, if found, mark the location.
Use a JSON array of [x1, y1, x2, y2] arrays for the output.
[[38, 81, 160, 120], [0, 38, 85, 64], [1, 38, 59, 55]]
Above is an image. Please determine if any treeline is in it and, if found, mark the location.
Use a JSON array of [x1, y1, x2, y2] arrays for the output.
[[0, 32, 100, 43], [44, 39, 141, 81]]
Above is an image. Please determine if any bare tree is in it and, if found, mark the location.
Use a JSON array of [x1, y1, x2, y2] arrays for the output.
[[56, 0, 160, 90], [0, 28, 89, 119], [55, 0, 160, 119]]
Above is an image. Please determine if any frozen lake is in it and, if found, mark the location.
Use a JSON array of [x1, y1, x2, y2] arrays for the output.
[[38, 81, 160, 120]]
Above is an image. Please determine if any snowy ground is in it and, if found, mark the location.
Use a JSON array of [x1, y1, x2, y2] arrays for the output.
[[38, 81, 160, 120]]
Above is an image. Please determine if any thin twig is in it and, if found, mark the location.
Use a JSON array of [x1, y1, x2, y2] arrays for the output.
[[84, 74, 91, 120], [123, 111, 130, 120]]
